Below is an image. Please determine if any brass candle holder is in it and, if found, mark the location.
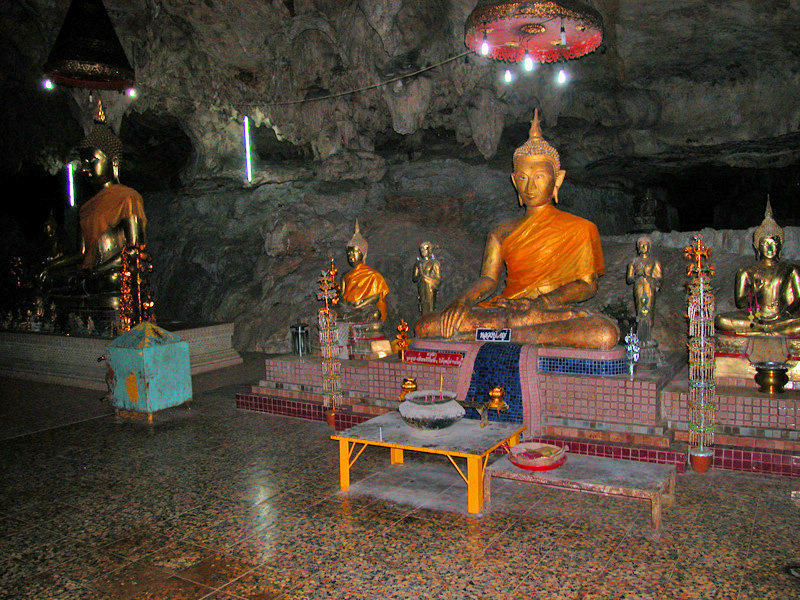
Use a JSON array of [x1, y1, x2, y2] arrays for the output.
[[398, 377, 418, 401], [458, 385, 509, 427]]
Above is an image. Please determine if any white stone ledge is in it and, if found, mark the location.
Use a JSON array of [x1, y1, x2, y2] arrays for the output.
[[0, 323, 242, 389]]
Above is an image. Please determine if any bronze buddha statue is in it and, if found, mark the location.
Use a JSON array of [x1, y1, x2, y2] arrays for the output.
[[715, 201, 800, 336], [415, 110, 619, 350], [336, 221, 390, 327], [40, 100, 146, 311]]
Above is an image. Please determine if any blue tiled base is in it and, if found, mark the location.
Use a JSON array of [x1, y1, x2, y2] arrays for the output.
[[538, 356, 626, 376], [464, 343, 523, 424]]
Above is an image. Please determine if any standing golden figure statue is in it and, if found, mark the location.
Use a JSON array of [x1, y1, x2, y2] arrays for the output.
[[626, 236, 663, 347], [40, 100, 146, 310], [415, 109, 619, 349], [715, 201, 800, 335], [336, 220, 390, 328], [412, 241, 441, 315]]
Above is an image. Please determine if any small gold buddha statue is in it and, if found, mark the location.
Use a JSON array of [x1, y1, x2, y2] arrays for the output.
[[336, 220, 390, 328], [415, 109, 619, 350], [43, 210, 63, 262], [412, 241, 441, 315], [715, 201, 800, 336], [626, 236, 663, 347], [40, 100, 146, 310]]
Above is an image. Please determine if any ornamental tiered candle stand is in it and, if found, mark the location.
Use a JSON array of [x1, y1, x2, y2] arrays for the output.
[[685, 235, 716, 473], [317, 259, 342, 428], [395, 319, 409, 361], [119, 243, 155, 331]]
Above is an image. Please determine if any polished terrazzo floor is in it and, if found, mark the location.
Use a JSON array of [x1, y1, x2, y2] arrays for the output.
[[1, 361, 799, 599]]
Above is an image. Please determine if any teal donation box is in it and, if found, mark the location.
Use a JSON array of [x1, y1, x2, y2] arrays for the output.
[[107, 322, 192, 419]]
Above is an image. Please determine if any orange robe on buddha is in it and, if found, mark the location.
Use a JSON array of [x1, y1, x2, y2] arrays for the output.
[[342, 263, 390, 322], [79, 184, 146, 269], [486, 203, 604, 303]]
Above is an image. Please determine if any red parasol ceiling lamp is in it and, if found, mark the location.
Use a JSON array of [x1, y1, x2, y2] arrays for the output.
[[44, 0, 134, 90], [464, 0, 603, 64]]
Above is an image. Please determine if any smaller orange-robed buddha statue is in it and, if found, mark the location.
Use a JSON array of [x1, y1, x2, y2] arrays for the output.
[[715, 201, 800, 336], [40, 100, 146, 310], [336, 221, 390, 328], [415, 110, 618, 349]]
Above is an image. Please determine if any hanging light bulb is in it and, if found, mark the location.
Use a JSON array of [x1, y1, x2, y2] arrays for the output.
[[43, 78, 54, 90], [480, 29, 490, 56], [523, 52, 534, 72], [556, 68, 568, 84], [560, 21, 567, 46], [503, 69, 513, 83], [126, 88, 137, 98]]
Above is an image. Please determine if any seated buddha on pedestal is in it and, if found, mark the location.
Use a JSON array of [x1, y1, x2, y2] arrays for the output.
[[715, 201, 800, 338], [336, 220, 390, 327], [39, 100, 146, 314], [415, 110, 618, 350], [335, 221, 392, 358]]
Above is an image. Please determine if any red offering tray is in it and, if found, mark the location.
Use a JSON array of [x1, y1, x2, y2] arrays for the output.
[[507, 442, 568, 471], [509, 453, 567, 471]]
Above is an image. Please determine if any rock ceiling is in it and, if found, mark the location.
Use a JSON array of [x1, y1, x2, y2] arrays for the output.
[[4, 0, 800, 352], [3, 0, 800, 188]]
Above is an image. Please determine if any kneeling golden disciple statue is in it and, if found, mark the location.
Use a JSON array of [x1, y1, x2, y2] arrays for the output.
[[715, 201, 800, 336], [415, 110, 619, 350], [626, 236, 663, 347], [337, 221, 390, 326]]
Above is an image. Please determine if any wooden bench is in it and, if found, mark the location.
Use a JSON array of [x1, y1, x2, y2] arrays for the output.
[[484, 453, 676, 532]]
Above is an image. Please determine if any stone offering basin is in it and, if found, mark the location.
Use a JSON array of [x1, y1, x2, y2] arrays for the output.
[[398, 390, 465, 432]]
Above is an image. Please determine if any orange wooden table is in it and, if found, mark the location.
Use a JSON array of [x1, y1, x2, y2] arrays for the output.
[[331, 411, 524, 514]]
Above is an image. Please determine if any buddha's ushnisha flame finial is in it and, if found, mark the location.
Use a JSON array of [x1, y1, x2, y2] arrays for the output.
[[94, 99, 106, 123], [529, 108, 543, 139], [513, 108, 561, 171], [347, 219, 369, 256], [80, 99, 123, 169], [754, 195, 783, 248]]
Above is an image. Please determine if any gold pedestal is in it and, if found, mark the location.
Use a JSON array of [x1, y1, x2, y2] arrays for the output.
[[716, 333, 800, 384]]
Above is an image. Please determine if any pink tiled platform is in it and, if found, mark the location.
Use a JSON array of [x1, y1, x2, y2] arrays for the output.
[[662, 384, 800, 433], [541, 375, 658, 425], [237, 347, 800, 478], [528, 436, 687, 473], [235, 392, 372, 430], [710, 446, 800, 476]]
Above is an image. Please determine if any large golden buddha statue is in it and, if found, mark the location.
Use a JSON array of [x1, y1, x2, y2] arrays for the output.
[[336, 221, 390, 326], [40, 100, 146, 310], [715, 201, 800, 336], [415, 110, 619, 350]]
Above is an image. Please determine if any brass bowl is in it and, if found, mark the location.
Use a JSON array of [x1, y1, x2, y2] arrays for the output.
[[753, 361, 790, 394]]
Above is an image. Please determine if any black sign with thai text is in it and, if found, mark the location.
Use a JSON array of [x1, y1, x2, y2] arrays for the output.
[[475, 328, 511, 342]]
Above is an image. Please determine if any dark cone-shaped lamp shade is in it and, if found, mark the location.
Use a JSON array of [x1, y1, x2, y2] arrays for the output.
[[44, 0, 134, 90]]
